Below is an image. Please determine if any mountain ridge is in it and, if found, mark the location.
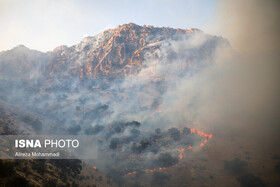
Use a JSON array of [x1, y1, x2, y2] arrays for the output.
[[0, 23, 229, 80]]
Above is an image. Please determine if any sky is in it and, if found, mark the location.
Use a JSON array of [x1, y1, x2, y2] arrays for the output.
[[0, 0, 218, 52]]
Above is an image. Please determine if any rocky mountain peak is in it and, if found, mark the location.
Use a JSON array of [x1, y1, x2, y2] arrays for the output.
[[53, 45, 68, 52], [0, 23, 228, 81]]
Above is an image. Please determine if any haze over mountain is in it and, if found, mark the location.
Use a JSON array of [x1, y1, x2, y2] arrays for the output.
[[0, 23, 233, 186], [0, 23, 228, 81], [1, 0, 279, 186], [0, 23, 230, 136]]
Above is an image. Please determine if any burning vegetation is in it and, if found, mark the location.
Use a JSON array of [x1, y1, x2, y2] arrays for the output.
[[0, 23, 221, 186], [2, 17, 278, 186], [89, 120, 213, 178]]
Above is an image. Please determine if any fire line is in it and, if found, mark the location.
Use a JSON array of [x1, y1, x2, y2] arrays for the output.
[[124, 127, 213, 176]]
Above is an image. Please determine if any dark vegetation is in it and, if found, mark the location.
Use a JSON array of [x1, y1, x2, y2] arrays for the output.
[[224, 158, 266, 187], [130, 128, 140, 137], [0, 160, 15, 177], [31, 159, 46, 175], [237, 173, 266, 187], [109, 137, 120, 149], [131, 140, 151, 153], [224, 158, 248, 174], [155, 153, 179, 168], [67, 125, 81, 135], [50, 159, 82, 178], [22, 115, 42, 131], [0, 160, 29, 187], [0, 158, 83, 186], [168, 127, 181, 141]]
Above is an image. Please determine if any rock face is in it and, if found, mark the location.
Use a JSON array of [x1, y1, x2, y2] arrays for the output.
[[0, 23, 229, 132], [0, 23, 228, 81], [0, 22, 230, 134]]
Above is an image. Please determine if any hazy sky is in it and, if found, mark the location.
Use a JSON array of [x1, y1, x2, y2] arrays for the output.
[[0, 0, 217, 52]]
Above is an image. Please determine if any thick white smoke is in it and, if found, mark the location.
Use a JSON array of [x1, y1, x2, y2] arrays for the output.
[[153, 0, 280, 146]]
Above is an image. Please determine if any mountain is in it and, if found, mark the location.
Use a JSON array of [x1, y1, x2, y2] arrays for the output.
[[0, 23, 230, 131], [0, 23, 230, 186], [0, 23, 229, 81], [0, 45, 50, 80], [47, 23, 205, 79], [0, 23, 230, 136]]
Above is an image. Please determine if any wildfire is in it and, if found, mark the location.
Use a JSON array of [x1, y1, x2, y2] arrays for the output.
[[179, 153, 182, 160], [127, 171, 137, 175], [125, 127, 213, 176], [92, 126, 212, 176], [190, 128, 213, 147]]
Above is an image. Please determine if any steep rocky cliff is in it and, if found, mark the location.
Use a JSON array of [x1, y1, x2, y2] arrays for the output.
[[0, 23, 228, 81]]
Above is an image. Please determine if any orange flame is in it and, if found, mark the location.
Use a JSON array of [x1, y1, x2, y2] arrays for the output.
[[179, 153, 183, 160], [125, 127, 212, 176]]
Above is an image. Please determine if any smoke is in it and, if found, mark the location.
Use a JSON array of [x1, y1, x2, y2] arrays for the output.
[[0, 29, 223, 181], [204, 0, 280, 131], [154, 0, 280, 128], [148, 0, 280, 162], [217, 0, 280, 55], [1, 2, 279, 184]]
